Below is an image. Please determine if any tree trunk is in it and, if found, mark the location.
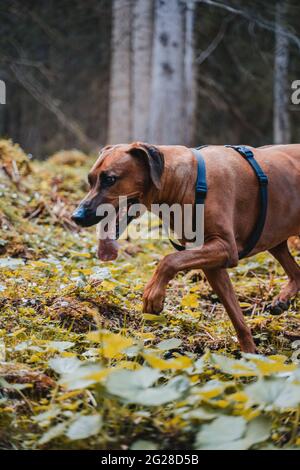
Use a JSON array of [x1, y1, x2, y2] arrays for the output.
[[273, 0, 290, 144], [183, 0, 196, 146], [149, 0, 185, 144], [108, 0, 132, 144], [132, 0, 153, 142]]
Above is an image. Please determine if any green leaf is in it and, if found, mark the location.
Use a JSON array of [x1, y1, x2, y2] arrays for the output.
[[210, 353, 258, 377], [138, 377, 190, 406], [157, 338, 182, 351], [195, 416, 246, 449], [33, 406, 60, 424], [246, 377, 300, 409], [106, 367, 160, 398], [106, 368, 189, 406], [0, 258, 24, 269], [39, 422, 67, 445], [0, 377, 30, 391], [49, 357, 81, 375], [142, 314, 167, 323], [195, 416, 271, 450], [60, 363, 106, 390], [131, 440, 158, 450], [241, 416, 272, 449], [66, 414, 102, 441], [49, 357, 106, 390], [46, 341, 74, 352], [180, 408, 217, 422]]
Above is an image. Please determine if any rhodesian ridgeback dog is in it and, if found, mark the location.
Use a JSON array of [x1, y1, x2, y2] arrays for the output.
[[72, 143, 300, 353]]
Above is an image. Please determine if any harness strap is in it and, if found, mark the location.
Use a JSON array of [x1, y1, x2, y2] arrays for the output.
[[169, 145, 268, 259], [226, 145, 268, 259], [169, 148, 207, 251]]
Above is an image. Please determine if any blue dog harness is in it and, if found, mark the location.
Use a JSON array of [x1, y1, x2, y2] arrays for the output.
[[170, 145, 268, 260]]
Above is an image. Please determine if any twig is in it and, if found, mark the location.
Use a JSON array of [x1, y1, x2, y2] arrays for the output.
[[10, 63, 98, 152], [196, 0, 300, 50], [196, 17, 232, 64]]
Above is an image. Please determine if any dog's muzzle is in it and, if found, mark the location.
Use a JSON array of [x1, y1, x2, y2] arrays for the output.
[[71, 206, 102, 227]]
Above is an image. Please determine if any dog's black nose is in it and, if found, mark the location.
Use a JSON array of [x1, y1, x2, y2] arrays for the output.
[[71, 206, 87, 226]]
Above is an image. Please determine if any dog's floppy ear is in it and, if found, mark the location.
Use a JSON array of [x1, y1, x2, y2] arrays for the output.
[[129, 143, 164, 190]]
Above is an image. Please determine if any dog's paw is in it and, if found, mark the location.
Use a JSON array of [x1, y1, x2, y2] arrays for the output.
[[268, 299, 290, 315], [142, 281, 165, 314]]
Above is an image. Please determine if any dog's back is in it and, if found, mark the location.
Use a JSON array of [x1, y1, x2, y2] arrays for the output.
[[260, 143, 300, 160]]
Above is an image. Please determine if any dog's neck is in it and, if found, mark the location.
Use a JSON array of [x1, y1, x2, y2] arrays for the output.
[[149, 146, 197, 208]]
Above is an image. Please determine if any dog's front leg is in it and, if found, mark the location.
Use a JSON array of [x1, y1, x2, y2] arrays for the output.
[[143, 238, 256, 353], [143, 238, 232, 314]]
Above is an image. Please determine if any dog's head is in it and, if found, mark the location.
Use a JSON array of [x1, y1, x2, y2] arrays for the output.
[[72, 142, 164, 260]]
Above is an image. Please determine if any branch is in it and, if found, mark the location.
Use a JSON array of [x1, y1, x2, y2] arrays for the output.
[[198, 74, 264, 138], [196, 16, 232, 64], [197, 0, 300, 50], [10, 64, 98, 152]]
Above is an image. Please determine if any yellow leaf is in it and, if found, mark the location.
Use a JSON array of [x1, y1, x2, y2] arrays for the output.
[[101, 280, 116, 291], [241, 409, 260, 421], [31, 261, 48, 268], [143, 353, 192, 370], [61, 352, 77, 358], [228, 392, 248, 402], [133, 284, 143, 290], [86, 369, 111, 381], [80, 269, 93, 275], [135, 332, 156, 341], [142, 314, 167, 323], [69, 251, 91, 258], [116, 361, 141, 370], [199, 387, 223, 399], [63, 402, 80, 411], [181, 293, 198, 308], [86, 331, 102, 342], [28, 354, 41, 363], [11, 328, 26, 337], [212, 399, 229, 408], [87, 331, 133, 359], [57, 390, 83, 401], [251, 356, 296, 375]]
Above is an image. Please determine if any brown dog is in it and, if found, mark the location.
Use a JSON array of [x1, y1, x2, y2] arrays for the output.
[[72, 143, 300, 353]]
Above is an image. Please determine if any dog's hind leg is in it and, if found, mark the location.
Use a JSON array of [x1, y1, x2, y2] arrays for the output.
[[269, 240, 300, 314], [203, 268, 256, 353]]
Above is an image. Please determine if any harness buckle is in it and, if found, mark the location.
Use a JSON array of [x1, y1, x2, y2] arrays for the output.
[[259, 174, 268, 187], [236, 146, 254, 159]]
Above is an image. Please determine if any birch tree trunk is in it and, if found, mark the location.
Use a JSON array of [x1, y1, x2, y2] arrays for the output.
[[132, 0, 153, 141], [149, 0, 185, 144], [183, 0, 196, 146], [273, 0, 290, 144], [108, 0, 132, 143]]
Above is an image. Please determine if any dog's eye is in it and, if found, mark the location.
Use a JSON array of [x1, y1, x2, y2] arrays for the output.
[[101, 174, 117, 187], [87, 173, 97, 187]]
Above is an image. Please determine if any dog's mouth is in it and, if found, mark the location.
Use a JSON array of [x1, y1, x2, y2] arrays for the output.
[[97, 196, 140, 262], [115, 196, 140, 238]]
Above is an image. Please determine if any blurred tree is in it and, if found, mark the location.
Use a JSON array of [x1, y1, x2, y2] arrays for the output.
[[149, 0, 185, 143], [0, 0, 111, 156], [132, 0, 153, 141], [183, 0, 196, 145], [108, 0, 132, 143], [273, 0, 291, 144], [0, 0, 299, 156]]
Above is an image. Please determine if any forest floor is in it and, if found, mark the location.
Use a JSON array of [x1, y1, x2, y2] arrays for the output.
[[0, 139, 300, 450]]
